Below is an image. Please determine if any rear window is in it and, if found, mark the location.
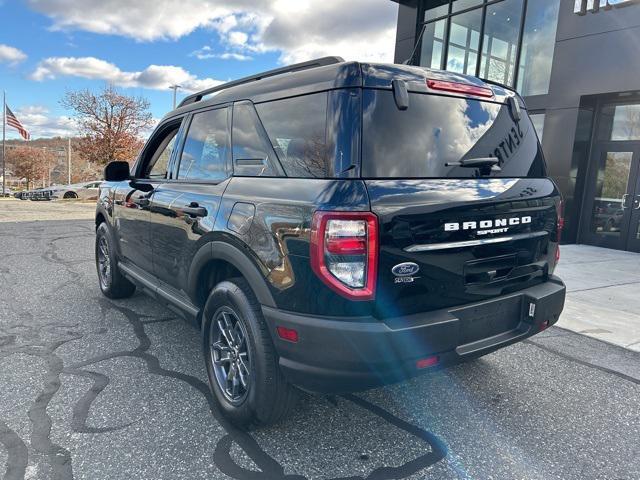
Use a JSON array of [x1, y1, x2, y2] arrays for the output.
[[255, 93, 330, 178], [361, 90, 546, 179]]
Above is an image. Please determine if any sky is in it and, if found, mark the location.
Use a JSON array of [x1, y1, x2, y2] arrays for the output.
[[0, 0, 399, 140]]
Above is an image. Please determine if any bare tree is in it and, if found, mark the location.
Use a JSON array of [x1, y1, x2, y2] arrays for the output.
[[8, 147, 53, 190], [62, 85, 153, 165]]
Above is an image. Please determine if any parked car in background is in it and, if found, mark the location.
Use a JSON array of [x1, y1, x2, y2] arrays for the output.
[[49, 181, 103, 200], [23, 187, 53, 201], [1, 187, 13, 198], [22, 181, 103, 201]]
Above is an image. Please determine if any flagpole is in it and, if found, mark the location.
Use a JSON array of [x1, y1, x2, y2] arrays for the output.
[[2, 90, 6, 197]]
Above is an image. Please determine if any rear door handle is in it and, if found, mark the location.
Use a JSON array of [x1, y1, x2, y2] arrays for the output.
[[183, 202, 207, 218], [622, 194, 630, 209], [132, 194, 151, 207], [634, 195, 640, 210]]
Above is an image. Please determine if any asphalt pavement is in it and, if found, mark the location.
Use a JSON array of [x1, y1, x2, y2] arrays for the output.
[[0, 209, 638, 479]]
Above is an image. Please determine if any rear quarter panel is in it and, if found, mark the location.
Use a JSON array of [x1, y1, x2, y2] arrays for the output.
[[218, 177, 374, 316]]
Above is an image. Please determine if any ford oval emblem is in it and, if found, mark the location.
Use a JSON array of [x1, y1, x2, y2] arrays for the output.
[[392, 262, 420, 277]]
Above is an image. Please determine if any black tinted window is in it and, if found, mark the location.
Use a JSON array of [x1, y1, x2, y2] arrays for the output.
[[255, 93, 330, 178], [362, 90, 545, 178], [232, 103, 277, 177], [144, 124, 180, 179], [178, 107, 229, 181]]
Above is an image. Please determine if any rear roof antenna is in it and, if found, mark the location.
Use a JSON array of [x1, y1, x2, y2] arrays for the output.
[[402, 23, 427, 65]]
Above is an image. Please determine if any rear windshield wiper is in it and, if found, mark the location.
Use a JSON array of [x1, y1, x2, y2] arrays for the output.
[[445, 157, 500, 168]]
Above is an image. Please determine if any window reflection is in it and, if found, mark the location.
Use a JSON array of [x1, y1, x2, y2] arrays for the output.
[[416, 0, 560, 96], [529, 113, 545, 142], [424, 0, 449, 21], [481, 0, 523, 86], [452, 0, 483, 13], [597, 104, 640, 141], [590, 151, 633, 236], [232, 103, 277, 177], [362, 90, 544, 179], [517, 0, 560, 96], [179, 108, 229, 181], [612, 105, 640, 141], [446, 8, 482, 76], [256, 93, 330, 178], [420, 19, 447, 69]]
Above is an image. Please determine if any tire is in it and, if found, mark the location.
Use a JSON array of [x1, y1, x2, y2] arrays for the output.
[[63, 191, 78, 199], [95, 222, 136, 299], [203, 278, 298, 428]]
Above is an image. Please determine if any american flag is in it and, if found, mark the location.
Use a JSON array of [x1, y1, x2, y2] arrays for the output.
[[5, 105, 30, 141]]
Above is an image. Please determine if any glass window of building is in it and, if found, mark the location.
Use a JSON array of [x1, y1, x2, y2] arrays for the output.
[[424, 0, 449, 21], [597, 103, 640, 141], [451, 0, 482, 13], [446, 8, 482, 75], [517, 0, 561, 96], [420, 19, 447, 69], [417, 0, 560, 96], [611, 104, 640, 141], [480, 0, 523, 86], [529, 113, 545, 142]]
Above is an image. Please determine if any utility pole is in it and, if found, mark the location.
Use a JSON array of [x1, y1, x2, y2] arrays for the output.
[[67, 137, 71, 185], [169, 84, 181, 109], [2, 91, 5, 196]]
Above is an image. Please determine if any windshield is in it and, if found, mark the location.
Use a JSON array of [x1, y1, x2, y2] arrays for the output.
[[361, 89, 546, 179]]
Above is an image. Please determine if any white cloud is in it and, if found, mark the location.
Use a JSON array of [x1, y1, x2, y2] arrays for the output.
[[12, 105, 77, 138], [30, 57, 222, 93], [257, 0, 398, 64], [26, 0, 266, 41], [228, 31, 249, 47], [190, 46, 252, 61], [26, 0, 398, 64], [218, 52, 253, 61], [0, 44, 27, 64]]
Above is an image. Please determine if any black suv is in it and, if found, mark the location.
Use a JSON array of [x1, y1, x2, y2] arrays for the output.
[[96, 57, 566, 427]]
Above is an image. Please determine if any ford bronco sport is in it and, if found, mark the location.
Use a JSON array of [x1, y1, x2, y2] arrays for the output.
[[95, 57, 566, 427]]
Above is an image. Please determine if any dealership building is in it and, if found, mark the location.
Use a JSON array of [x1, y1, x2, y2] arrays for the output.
[[392, 0, 640, 252]]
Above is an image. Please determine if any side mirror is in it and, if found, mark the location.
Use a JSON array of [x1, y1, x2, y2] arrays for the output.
[[104, 161, 131, 182]]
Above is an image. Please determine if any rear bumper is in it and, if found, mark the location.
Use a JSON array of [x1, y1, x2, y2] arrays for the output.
[[262, 276, 565, 393]]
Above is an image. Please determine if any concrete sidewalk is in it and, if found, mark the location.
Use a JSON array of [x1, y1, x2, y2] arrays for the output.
[[555, 244, 640, 352]]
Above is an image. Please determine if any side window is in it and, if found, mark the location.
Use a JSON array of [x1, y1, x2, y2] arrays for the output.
[[255, 92, 329, 178], [232, 103, 278, 177], [178, 107, 230, 182], [143, 124, 181, 179]]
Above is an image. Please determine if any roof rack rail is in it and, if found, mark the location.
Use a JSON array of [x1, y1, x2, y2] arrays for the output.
[[177, 56, 345, 108]]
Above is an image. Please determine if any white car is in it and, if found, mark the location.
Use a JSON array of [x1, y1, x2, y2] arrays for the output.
[[24, 181, 103, 201], [50, 181, 103, 200]]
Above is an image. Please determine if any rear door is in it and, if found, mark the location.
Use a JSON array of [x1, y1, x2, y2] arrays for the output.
[[361, 88, 561, 318], [149, 105, 232, 291]]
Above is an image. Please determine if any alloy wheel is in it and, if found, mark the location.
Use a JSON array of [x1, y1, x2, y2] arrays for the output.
[[209, 307, 252, 404], [97, 236, 111, 290]]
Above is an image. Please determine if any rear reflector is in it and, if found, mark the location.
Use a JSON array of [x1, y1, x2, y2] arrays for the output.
[[276, 326, 299, 343], [539, 320, 550, 332], [427, 79, 494, 98], [416, 356, 439, 369]]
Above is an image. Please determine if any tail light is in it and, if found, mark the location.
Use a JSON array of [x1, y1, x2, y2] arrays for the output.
[[555, 200, 564, 263], [426, 79, 494, 98], [310, 211, 378, 301]]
